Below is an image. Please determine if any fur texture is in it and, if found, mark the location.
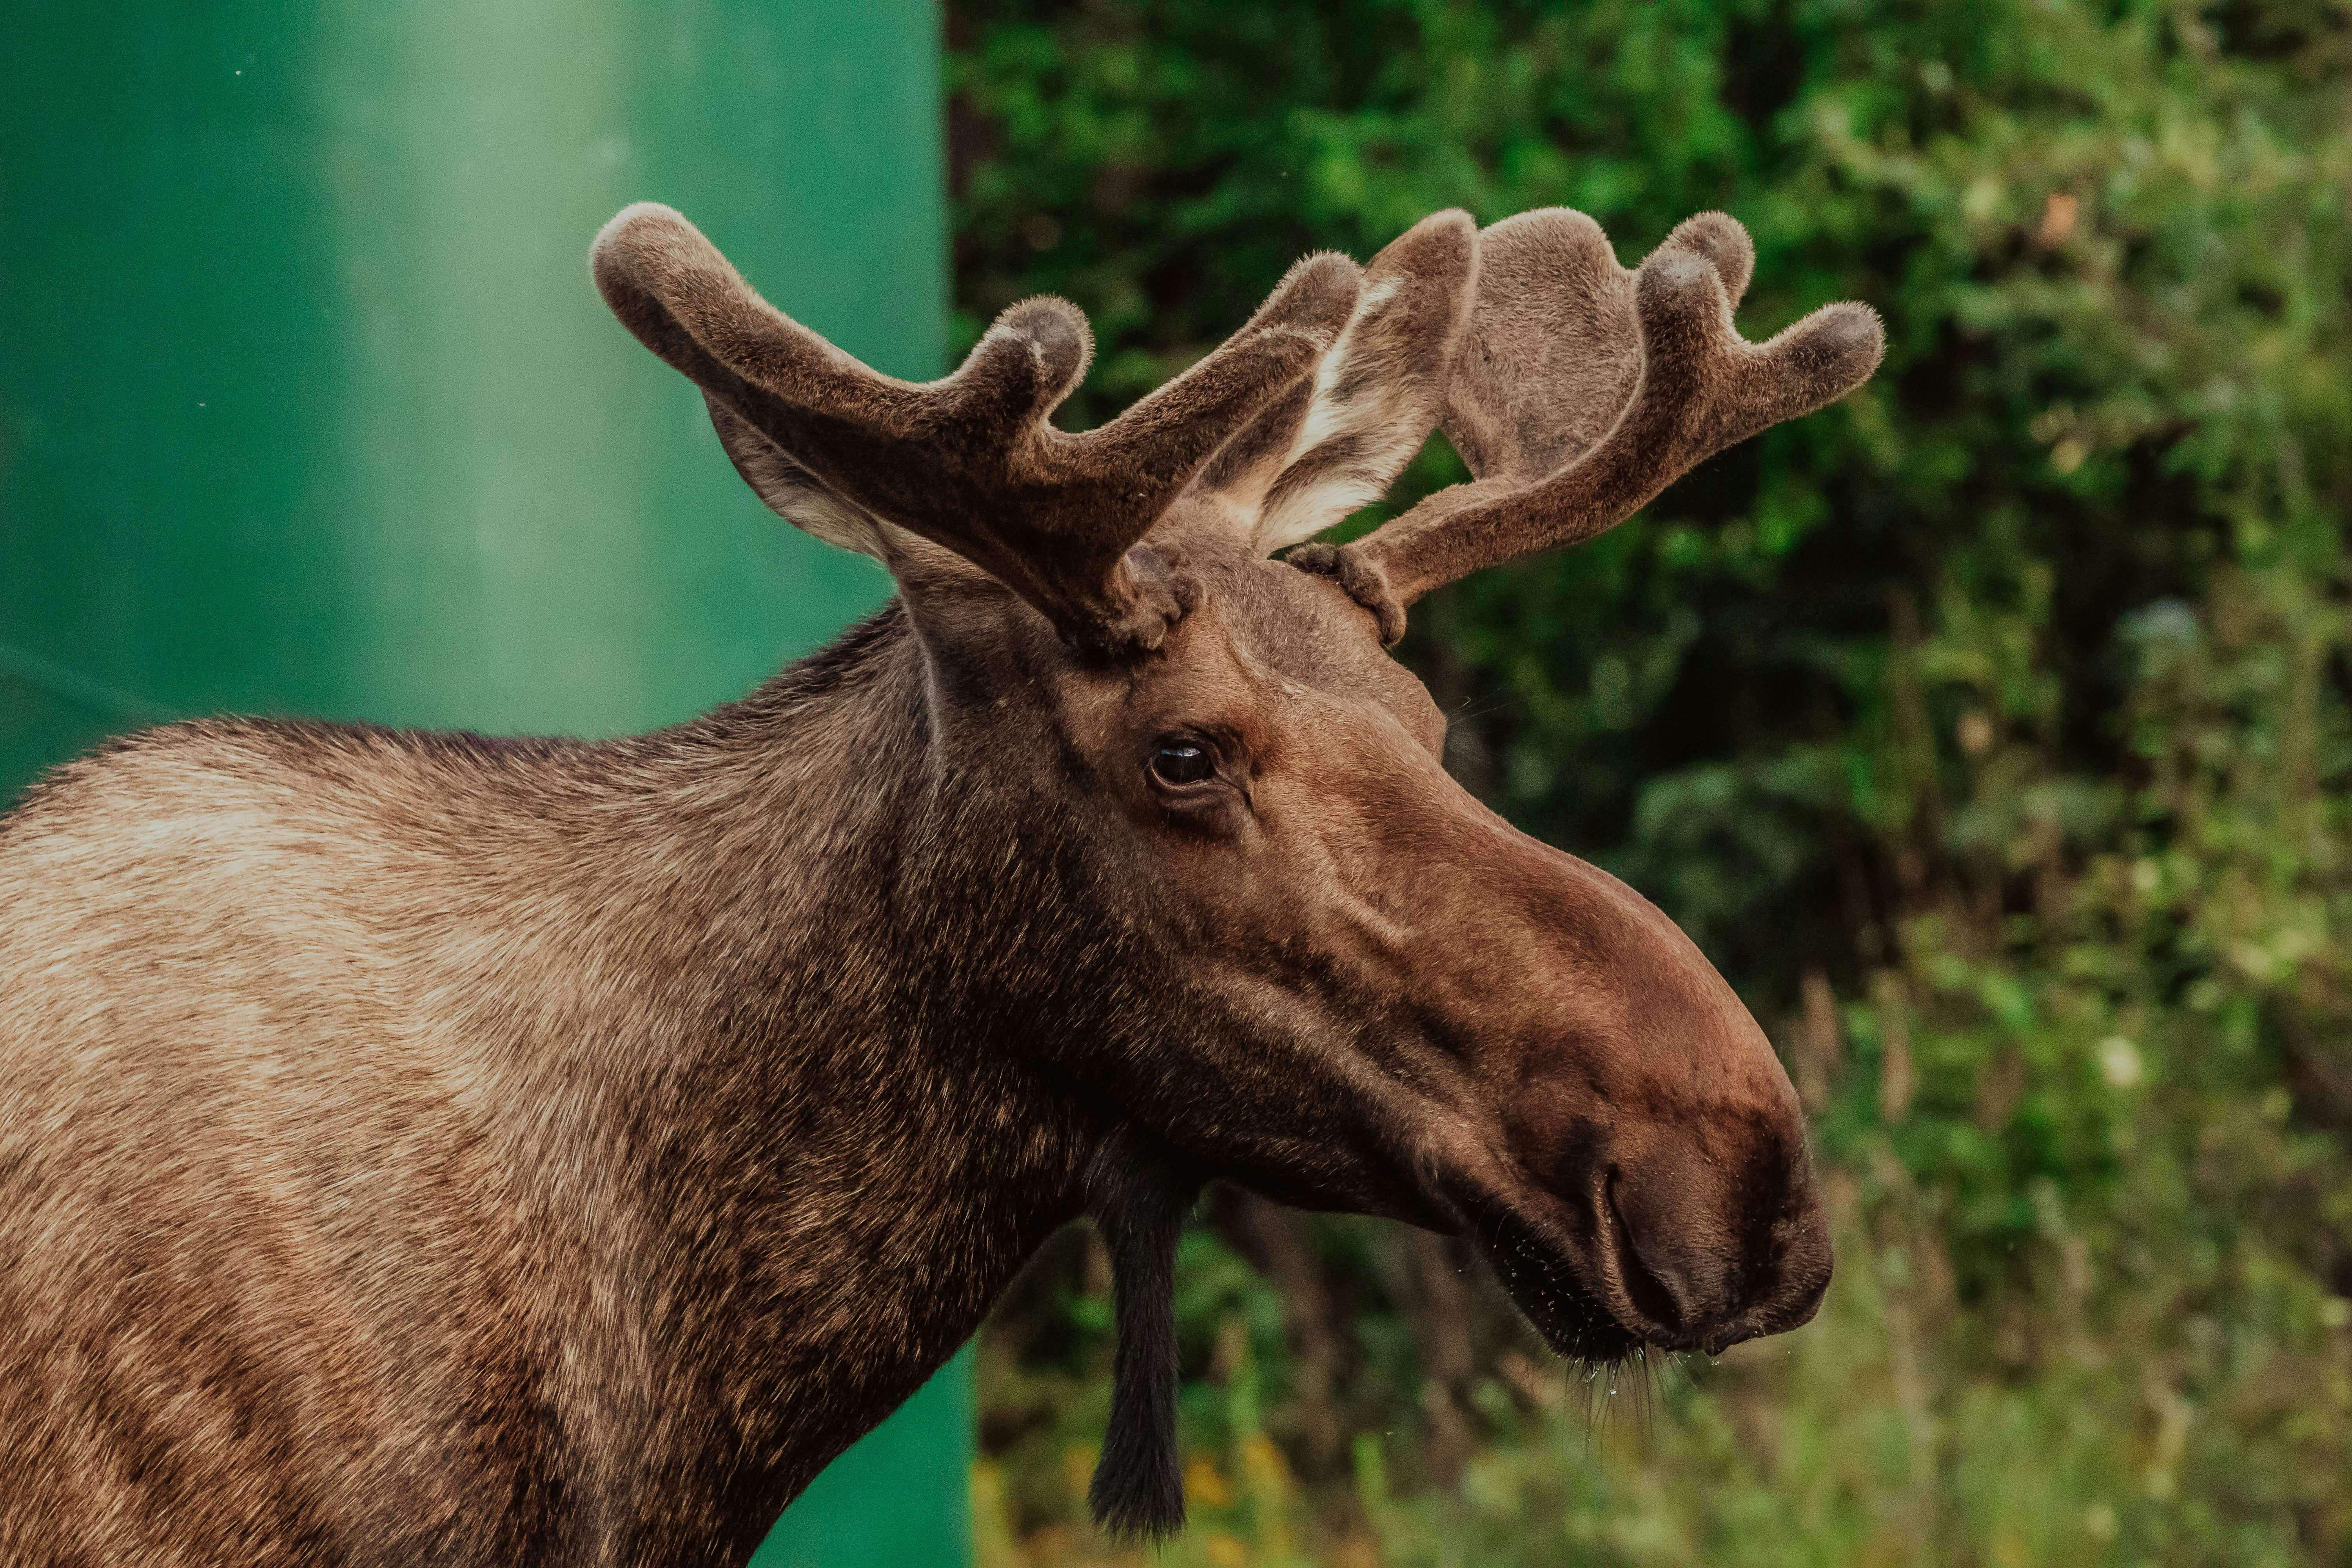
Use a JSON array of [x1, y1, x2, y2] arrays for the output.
[[0, 616, 1111, 1565]]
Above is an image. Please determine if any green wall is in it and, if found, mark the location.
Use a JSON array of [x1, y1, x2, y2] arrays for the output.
[[0, 3, 968, 1562]]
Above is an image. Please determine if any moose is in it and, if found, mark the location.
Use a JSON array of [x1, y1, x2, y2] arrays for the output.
[[0, 199, 1880, 1565]]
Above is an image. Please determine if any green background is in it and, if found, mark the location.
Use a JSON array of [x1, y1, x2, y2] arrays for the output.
[[0, 2, 967, 1563], [949, 5, 2352, 1566]]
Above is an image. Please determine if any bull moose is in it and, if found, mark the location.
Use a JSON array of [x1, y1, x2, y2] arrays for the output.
[[0, 199, 1881, 1564]]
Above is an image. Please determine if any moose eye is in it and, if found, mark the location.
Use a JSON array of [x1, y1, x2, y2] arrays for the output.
[[1147, 740, 1216, 788]]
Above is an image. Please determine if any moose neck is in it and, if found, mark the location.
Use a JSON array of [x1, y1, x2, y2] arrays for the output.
[[481, 604, 1111, 1553]]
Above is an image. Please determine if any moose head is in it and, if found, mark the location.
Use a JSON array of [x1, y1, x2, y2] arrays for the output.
[[594, 200, 1883, 1535]]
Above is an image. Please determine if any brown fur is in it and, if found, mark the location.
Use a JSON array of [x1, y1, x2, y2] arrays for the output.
[[0, 202, 1876, 1565]]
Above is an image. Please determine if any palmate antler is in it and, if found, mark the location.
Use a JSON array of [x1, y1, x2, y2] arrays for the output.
[[595, 202, 1877, 654], [1290, 209, 1884, 636], [593, 203, 1362, 652]]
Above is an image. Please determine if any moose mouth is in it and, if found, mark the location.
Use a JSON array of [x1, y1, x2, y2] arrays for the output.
[[1474, 1205, 1646, 1367]]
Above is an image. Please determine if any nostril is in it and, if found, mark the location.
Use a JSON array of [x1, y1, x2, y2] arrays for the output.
[[1603, 1169, 1692, 1336], [1758, 1209, 1835, 1334]]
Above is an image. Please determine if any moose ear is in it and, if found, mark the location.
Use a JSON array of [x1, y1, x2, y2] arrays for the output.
[[702, 397, 891, 559], [1189, 211, 1477, 555]]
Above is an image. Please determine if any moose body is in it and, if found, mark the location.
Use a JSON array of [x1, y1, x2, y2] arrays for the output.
[[0, 617, 1110, 1563], [1, 202, 1881, 1566]]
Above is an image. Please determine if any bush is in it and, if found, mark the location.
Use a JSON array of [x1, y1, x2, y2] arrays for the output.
[[951, 2, 2352, 1562]]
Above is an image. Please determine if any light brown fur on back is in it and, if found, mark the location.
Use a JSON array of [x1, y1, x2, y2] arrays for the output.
[[1, 628, 1102, 1566]]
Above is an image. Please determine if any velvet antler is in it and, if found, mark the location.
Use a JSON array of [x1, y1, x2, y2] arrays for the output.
[[1189, 211, 1477, 559], [593, 203, 1359, 652], [1309, 209, 1882, 634]]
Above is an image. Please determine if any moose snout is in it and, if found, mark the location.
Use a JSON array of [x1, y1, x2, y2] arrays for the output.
[[1597, 1136, 1833, 1354], [1455, 835, 1837, 1357]]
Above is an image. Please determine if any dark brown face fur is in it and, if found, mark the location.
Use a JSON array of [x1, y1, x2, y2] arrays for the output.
[[920, 511, 1830, 1361]]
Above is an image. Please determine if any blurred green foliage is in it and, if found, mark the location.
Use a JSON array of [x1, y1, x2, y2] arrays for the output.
[[947, 1, 2352, 1563]]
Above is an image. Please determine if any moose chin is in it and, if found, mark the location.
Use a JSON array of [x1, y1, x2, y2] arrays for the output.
[[0, 199, 1879, 1564]]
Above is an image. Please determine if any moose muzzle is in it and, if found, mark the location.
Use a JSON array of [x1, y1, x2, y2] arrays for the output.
[[1414, 822, 1833, 1363], [1479, 1085, 1833, 1363], [1600, 1127, 1833, 1353]]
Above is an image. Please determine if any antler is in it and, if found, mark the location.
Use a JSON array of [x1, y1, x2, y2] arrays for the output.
[[1322, 209, 1882, 630], [593, 203, 1360, 652]]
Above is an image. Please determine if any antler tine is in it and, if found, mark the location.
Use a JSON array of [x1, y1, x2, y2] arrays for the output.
[[593, 203, 1359, 652], [1341, 209, 1882, 621]]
